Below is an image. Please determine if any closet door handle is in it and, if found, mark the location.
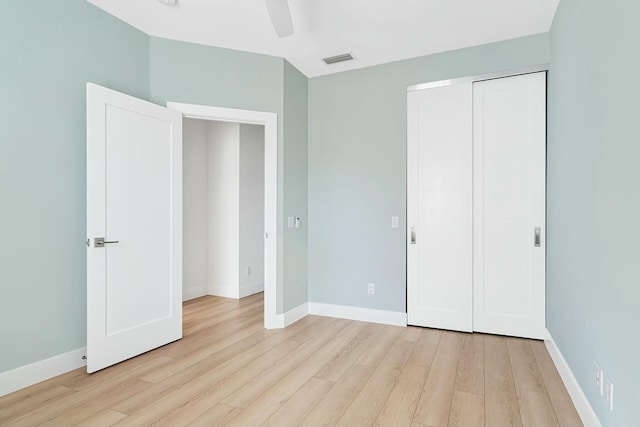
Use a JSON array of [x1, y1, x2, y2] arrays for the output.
[[534, 227, 541, 247], [411, 227, 416, 245]]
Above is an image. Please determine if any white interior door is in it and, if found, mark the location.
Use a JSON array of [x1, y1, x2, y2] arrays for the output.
[[86, 83, 182, 373], [407, 83, 473, 332], [473, 72, 546, 339]]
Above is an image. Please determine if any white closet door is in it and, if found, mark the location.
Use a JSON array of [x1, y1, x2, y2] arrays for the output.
[[473, 72, 546, 339], [407, 83, 473, 332]]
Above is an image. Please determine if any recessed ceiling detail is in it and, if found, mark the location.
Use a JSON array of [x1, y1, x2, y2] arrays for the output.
[[87, 0, 559, 78]]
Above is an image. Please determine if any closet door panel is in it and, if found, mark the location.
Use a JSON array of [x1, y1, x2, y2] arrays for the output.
[[473, 72, 546, 339], [407, 83, 473, 332]]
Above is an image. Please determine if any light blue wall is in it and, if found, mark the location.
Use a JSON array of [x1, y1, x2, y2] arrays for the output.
[[548, 1, 640, 425], [307, 34, 550, 312], [283, 61, 309, 311], [0, 0, 149, 373]]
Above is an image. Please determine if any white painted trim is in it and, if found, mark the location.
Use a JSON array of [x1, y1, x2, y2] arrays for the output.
[[167, 102, 278, 330], [545, 329, 602, 427], [284, 303, 309, 327], [239, 282, 264, 298], [0, 348, 87, 398], [182, 285, 208, 301], [308, 303, 407, 327], [208, 283, 240, 299]]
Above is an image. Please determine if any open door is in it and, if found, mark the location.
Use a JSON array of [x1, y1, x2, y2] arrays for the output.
[[86, 83, 182, 373]]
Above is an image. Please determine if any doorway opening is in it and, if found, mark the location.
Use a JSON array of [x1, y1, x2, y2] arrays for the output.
[[183, 118, 265, 299], [168, 102, 279, 329]]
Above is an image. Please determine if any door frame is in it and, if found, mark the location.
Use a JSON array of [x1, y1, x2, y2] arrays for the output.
[[167, 102, 279, 329]]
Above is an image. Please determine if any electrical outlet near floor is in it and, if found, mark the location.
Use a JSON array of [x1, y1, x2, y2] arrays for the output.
[[605, 376, 614, 411], [594, 362, 603, 395], [368, 283, 375, 295]]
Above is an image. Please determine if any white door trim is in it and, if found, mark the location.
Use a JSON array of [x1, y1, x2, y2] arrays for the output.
[[167, 102, 279, 329]]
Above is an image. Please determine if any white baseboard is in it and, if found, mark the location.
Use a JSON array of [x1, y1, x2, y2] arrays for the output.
[[308, 302, 407, 327], [182, 285, 208, 301], [239, 282, 264, 298], [284, 303, 309, 327], [545, 329, 602, 427], [0, 347, 87, 398], [208, 282, 264, 299], [208, 283, 240, 299], [265, 314, 284, 329]]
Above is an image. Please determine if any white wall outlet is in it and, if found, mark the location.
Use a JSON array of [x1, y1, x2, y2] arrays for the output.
[[391, 216, 399, 228], [287, 216, 294, 228], [367, 283, 375, 295], [605, 377, 614, 411], [594, 362, 603, 395]]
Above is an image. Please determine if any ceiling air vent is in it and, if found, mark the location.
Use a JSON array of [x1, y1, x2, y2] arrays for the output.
[[322, 53, 355, 65]]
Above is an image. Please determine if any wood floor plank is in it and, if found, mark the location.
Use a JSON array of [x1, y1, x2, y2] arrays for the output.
[[337, 362, 404, 427], [262, 378, 333, 427], [337, 320, 368, 338], [148, 338, 302, 426], [113, 353, 257, 426], [299, 364, 375, 427], [8, 379, 150, 427], [518, 390, 560, 427], [448, 391, 484, 427], [154, 307, 263, 359], [374, 362, 429, 427], [412, 331, 463, 427], [406, 328, 441, 367], [337, 338, 415, 427], [224, 336, 351, 427], [399, 326, 423, 342], [222, 321, 349, 408], [355, 324, 403, 366], [142, 340, 299, 426], [530, 340, 583, 427], [64, 355, 174, 391], [455, 333, 484, 396], [507, 338, 546, 394], [314, 322, 383, 382], [244, 316, 317, 356], [141, 326, 272, 384], [484, 335, 522, 427], [185, 404, 241, 427], [287, 316, 339, 342], [72, 409, 128, 427], [0, 385, 75, 424]]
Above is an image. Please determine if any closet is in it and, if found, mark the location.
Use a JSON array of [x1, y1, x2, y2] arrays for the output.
[[407, 72, 546, 340]]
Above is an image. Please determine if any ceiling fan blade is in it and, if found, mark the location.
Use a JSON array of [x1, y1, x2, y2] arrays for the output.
[[264, 0, 294, 38]]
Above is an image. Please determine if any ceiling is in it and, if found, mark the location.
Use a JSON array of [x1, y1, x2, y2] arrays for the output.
[[87, 0, 559, 78]]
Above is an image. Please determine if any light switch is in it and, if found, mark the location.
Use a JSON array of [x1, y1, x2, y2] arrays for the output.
[[287, 217, 294, 228], [295, 217, 301, 229], [391, 216, 399, 228]]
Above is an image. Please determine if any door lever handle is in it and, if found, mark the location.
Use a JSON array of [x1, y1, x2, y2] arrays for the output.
[[410, 227, 416, 245], [94, 238, 120, 248], [534, 227, 541, 247]]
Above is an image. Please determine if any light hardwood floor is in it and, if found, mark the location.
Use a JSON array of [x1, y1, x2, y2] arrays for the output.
[[0, 294, 583, 427]]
